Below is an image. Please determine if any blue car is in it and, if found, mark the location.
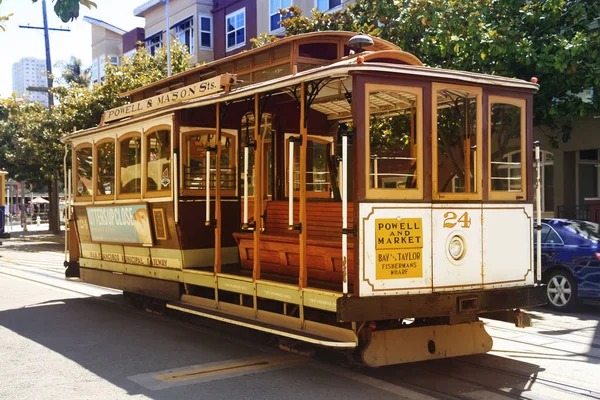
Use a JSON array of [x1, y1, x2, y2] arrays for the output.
[[537, 219, 600, 311]]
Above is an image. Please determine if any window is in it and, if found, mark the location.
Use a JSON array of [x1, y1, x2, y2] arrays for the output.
[[75, 145, 93, 198], [119, 135, 142, 195], [270, 0, 291, 32], [433, 84, 482, 199], [317, 0, 341, 11], [226, 8, 245, 51], [183, 131, 237, 196], [541, 224, 563, 244], [91, 59, 98, 83], [241, 113, 274, 198], [146, 129, 171, 193], [489, 97, 525, 200], [146, 32, 163, 56], [366, 85, 423, 199], [107, 55, 119, 66], [199, 15, 212, 49], [286, 134, 332, 199], [174, 17, 194, 54], [96, 140, 115, 197]]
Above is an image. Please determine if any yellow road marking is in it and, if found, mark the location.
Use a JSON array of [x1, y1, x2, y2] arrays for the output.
[[153, 354, 305, 383]]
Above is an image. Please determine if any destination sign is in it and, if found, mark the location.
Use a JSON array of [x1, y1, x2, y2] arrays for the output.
[[103, 74, 235, 122], [375, 218, 423, 279]]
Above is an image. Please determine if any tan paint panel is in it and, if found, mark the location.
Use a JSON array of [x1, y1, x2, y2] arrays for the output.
[[81, 243, 102, 260], [303, 290, 340, 313], [256, 282, 301, 304], [182, 271, 215, 288], [150, 247, 182, 269], [124, 246, 151, 266], [218, 276, 254, 296]]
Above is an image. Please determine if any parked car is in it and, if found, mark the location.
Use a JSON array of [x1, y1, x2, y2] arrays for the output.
[[537, 218, 600, 311]]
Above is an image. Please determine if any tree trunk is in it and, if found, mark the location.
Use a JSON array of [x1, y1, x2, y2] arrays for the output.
[[48, 175, 60, 233]]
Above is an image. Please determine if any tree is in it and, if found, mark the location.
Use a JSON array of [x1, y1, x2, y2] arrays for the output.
[[0, 40, 192, 233], [59, 57, 91, 87], [0, 0, 13, 31], [277, 1, 600, 146], [31, 0, 97, 23]]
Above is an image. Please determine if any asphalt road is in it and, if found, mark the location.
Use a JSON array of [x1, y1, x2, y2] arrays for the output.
[[1, 230, 599, 400]]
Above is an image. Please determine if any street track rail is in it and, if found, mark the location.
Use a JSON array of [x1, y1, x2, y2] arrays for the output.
[[1, 259, 598, 400]]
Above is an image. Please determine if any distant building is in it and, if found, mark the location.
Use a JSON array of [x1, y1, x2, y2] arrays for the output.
[[11, 57, 49, 107], [133, 0, 352, 65], [83, 16, 145, 84]]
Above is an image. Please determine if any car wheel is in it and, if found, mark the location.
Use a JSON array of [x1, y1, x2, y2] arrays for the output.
[[546, 270, 578, 311]]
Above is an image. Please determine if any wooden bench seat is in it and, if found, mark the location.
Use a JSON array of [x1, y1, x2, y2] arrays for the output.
[[232, 201, 354, 284]]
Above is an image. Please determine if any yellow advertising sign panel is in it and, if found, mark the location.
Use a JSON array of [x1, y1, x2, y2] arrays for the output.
[[375, 218, 423, 279]]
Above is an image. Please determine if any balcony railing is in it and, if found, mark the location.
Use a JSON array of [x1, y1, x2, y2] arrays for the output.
[[556, 204, 590, 221]]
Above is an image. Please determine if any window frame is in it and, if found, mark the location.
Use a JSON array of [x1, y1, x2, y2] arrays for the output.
[[225, 8, 246, 52], [364, 83, 424, 200], [117, 132, 143, 200], [181, 127, 238, 198], [198, 14, 213, 49], [269, 0, 291, 33], [144, 125, 172, 198], [285, 133, 334, 199], [315, 0, 342, 12], [488, 96, 526, 201], [94, 138, 117, 201], [172, 16, 194, 54], [73, 142, 93, 201], [431, 82, 483, 201], [145, 32, 163, 56]]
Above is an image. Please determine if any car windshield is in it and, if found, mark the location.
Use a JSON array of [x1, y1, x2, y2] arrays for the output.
[[563, 220, 600, 242]]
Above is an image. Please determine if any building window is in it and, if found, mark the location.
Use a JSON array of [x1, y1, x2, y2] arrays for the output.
[[199, 14, 212, 49], [146, 32, 163, 56], [269, 0, 291, 32], [226, 8, 245, 51], [317, 0, 341, 11], [91, 59, 98, 83], [107, 55, 119, 66], [173, 17, 194, 54]]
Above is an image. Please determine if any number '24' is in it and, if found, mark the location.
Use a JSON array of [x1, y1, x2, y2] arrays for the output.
[[443, 211, 471, 228]]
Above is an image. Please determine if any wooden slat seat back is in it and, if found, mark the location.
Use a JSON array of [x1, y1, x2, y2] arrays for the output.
[[232, 200, 355, 284]]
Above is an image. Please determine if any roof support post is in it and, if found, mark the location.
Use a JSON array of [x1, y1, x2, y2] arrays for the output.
[[299, 83, 308, 289], [214, 102, 222, 273], [252, 94, 263, 281]]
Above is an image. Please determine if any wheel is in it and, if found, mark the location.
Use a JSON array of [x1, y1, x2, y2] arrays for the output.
[[545, 270, 578, 311]]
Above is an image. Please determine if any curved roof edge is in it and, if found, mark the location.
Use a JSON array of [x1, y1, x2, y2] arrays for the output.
[[119, 31, 402, 99]]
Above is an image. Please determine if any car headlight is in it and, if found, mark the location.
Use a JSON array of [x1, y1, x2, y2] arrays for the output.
[[448, 235, 466, 261]]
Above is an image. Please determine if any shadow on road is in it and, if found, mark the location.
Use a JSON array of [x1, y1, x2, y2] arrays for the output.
[[0, 294, 265, 399]]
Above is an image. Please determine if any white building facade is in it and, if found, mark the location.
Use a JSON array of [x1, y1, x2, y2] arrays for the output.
[[11, 57, 49, 108]]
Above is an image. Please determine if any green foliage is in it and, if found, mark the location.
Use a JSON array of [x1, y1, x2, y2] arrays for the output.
[[279, 0, 600, 147], [0, 0, 13, 32], [31, 0, 97, 23], [0, 40, 192, 186], [59, 56, 91, 87]]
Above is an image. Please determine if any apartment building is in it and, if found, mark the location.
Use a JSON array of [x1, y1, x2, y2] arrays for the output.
[[11, 58, 49, 108], [133, 0, 351, 64], [84, 16, 145, 84]]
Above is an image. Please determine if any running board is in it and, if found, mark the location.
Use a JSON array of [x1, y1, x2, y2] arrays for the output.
[[167, 300, 358, 348]]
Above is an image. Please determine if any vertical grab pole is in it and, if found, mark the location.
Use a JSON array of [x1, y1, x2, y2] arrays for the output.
[[63, 144, 69, 262], [288, 139, 294, 228], [205, 146, 211, 225], [252, 94, 262, 282], [243, 146, 249, 226], [215, 103, 222, 272], [535, 141, 542, 283], [174, 152, 179, 224], [342, 134, 349, 295]]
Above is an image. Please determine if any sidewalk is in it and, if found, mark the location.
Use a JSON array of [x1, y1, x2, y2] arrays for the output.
[[1, 222, 66, 253]]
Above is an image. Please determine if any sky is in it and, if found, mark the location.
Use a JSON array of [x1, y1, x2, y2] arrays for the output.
[[0, 0, 145, 97]]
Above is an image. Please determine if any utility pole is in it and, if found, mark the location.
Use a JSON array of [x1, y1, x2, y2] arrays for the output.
[[19, 0, 70, 107], [164, 0, 171, 77]]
